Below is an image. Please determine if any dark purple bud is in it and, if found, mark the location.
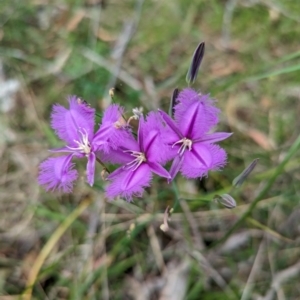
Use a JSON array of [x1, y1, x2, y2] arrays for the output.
[[169, 88, 179, 117], [186, 42, 205, 84], [214, 194, 236, 209], [232, 159, 259, 187]]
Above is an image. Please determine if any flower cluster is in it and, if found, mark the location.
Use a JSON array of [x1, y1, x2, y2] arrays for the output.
[[38, 89, 231, 201]]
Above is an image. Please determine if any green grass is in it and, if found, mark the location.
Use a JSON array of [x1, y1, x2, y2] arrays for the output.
[[2, 0, 300, 299]]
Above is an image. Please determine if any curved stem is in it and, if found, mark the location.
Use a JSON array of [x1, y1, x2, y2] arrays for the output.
[[211, 134, 300, 249], [22, 197, 92, 300]]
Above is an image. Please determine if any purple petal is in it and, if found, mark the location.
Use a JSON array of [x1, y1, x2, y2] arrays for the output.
[[107, 164, 127, 180], [93, 124, 134, 153], [169, 154, 184, 180], [51, 96, 95, 147], [143, 112, 177, 164], [49, 146, 74, 153], [93, 104, 132, 152], [97, 134, 140, 165], [207, 144, 227, 170], [86, 152, 96, 186], [194, 132, 232, 144], [38, 155, 78, 193], [49, 147, 85, 157], [102, 104, 125, 125], [138, 115, 145, 153], [144, 129, 159, 160], [147, 162, 171, 180], [105, 164, 152, 201], [174, 89, 220, 139], [180, 143, 212, 178], [158, 109, 183, 139], [181, 143, 227, 178], [98, 148, 133, 165]]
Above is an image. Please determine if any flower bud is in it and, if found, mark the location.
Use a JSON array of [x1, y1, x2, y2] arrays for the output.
[[186, 42, 205, 84], [169, 88, 179, 117], [232, 158, 259, 187], [214, 194, 236, 209]]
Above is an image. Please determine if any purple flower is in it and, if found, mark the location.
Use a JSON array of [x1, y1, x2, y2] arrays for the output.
[[93, 104, 131, 153], [105, 112, 171, 201], [38, 96, 129, 193], [159, 88, 231, 179]]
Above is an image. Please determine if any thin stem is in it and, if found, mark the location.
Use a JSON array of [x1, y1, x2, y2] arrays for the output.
[[22, 197, 92, 300], [171, 180, 212, 212], [172, 180, 181, 212], [96, 157, 110, 174], [211, 134, 300, 248]]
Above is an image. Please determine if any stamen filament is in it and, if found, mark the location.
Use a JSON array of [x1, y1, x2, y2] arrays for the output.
[[172, 137, 193, 156], [124, 150, 146, 171], [66, 128, 91, 155]]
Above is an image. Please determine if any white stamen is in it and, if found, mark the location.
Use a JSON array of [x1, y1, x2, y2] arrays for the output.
[[172, 137, 193, 156], [124, 150, 146, 171], [127, 107, 144, 125], [132, 107, 144, 119], [67, 128, 91, 155]]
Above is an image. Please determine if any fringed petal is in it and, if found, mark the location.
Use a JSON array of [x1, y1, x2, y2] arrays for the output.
[[147, 162, 171, 180], [51, 96, 95, 147], [169, 154, 184, 180], [142, 112, 174, 164], [105, 164, 152, 201], [174, 88, 220, 140], [38, 155, 78, 193], [194, 132, 232, 144], [180, 143, 227, 178]]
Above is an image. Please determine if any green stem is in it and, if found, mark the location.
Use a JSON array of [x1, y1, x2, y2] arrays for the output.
[[211, 134, 300, 248], [96, 157, 110, 174], [172, 180, 181, 212], [22, 197, 92, 300]]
